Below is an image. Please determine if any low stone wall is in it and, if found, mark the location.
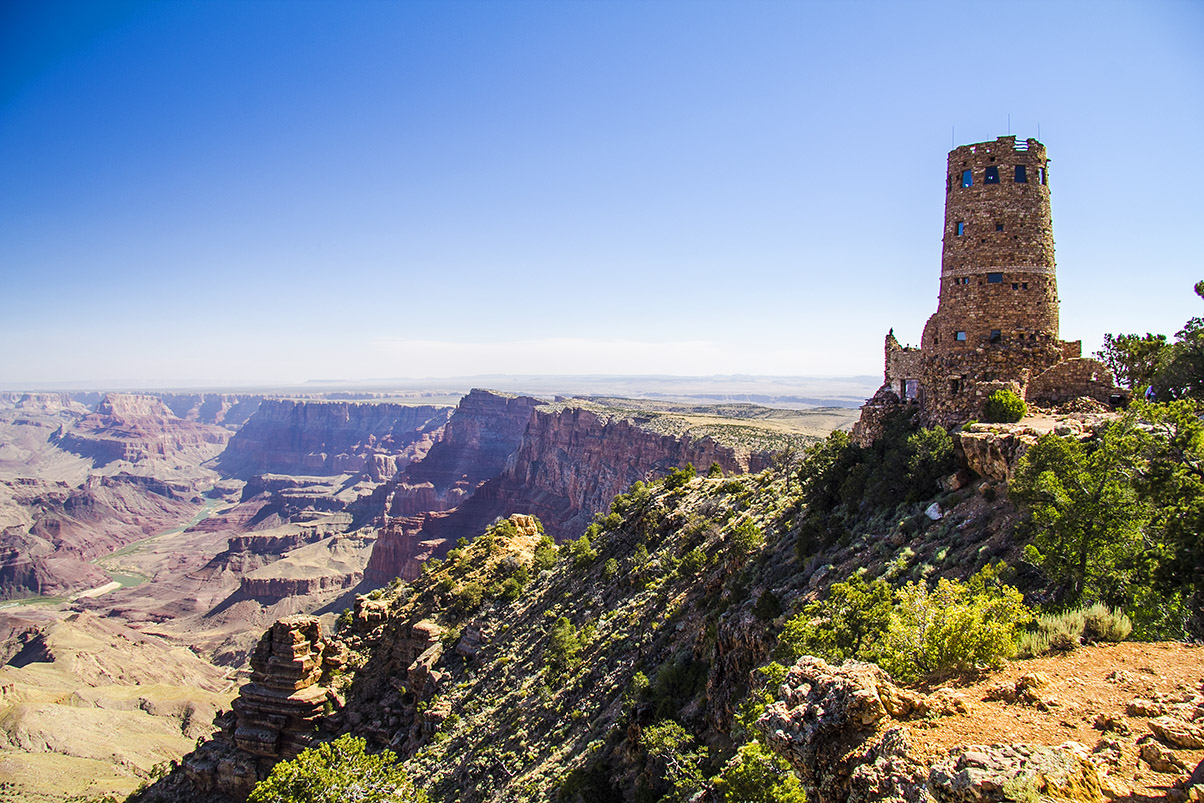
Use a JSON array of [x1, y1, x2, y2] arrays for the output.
[[1027, 358, 1116, 406]]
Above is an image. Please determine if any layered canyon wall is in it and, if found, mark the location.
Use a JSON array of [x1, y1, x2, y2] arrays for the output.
[[218, 400, 452, 478]]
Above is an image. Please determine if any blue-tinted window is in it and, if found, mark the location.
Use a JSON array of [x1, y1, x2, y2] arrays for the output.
[[987, 273, 1003, 283], [985, 166, 1000, 184], [990, 329, 1002, 343], [955, 331, 967, 341], [956, 221, 965, 236], [1038, 167, 1047, 185], [995, 223, 1004, 232], [961, 170, 972, 187], [1015, 165, 1027, 183]]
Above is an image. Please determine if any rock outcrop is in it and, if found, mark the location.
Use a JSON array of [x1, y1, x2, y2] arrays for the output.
[[955, 414, 1112, 482], [177, 616, 344, 800], [758, 656, 1106, 803], [218, 399, 452, 478]]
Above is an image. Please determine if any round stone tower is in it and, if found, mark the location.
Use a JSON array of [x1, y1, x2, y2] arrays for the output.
[[922, 136, 1058, 353], [915, 136, 1079, 424], [857, 135, 1119, 443]]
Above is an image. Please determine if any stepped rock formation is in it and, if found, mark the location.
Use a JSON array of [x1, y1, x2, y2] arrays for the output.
[[218, 399, 452, 478], [55, 393, 230, 468], [177, 616, 344, 799]]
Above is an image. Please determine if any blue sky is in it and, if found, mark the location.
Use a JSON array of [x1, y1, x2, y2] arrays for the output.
[[1, 0, 1201, 388]]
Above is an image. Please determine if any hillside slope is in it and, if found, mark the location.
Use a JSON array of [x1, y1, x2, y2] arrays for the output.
[[139, 415, 1204, 802]]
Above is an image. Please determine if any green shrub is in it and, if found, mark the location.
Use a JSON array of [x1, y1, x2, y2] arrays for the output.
[[1083, 602, 1133, 642], [880, 565, 1031, 682], [775, 573, 894, 665], [603, 557, 619, 581], [752, 590, 782, 622], [570, 534, 597, 569], [652, 656, 709, 719], [450, 582, 484, 617], [679, 547, 706, 575], [1017, 603, 1131, 657], [730, 520, 765, 559], [639, 721, 705, 800], [632, 542, 649, 570], [712, 741, 805, 803], [982, 388, 1026, 423], [532, 535, 557, 572], [663, 463, 697, 491], [544, 617, 581, 681], [247, 733, 426, 803]]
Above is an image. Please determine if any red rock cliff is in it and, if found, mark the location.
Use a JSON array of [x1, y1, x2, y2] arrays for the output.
[[364, 399, 753, 584]]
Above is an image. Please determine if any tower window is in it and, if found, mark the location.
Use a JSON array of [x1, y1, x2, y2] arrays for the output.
[[987, 272, 1003, 283], [955, 331, 967, 341], [1022, 282, 1028, 289], [951, 379, 962, 395], [1038, 167, 1047, 185], [1012, 283, 1019, 289], [961, 170, 972, 187], [1015, 165, 1027, 183], [946, 174, 952, 193], [995, 223, 1004, 232], [956, 221, 965, 236], [990, 329, 1002, 342], [984, 166, 1000, 184]]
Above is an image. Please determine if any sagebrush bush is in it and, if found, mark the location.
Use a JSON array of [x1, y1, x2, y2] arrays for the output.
[[982, 388, 1026, 423], [1017, 603, 1132, 657], [1083, 602, 1133, 642]]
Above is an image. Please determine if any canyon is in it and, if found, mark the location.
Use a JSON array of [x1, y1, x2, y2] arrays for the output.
[[0, 382, 860, 802]]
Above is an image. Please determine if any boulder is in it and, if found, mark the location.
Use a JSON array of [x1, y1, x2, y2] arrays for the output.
[[756, 656, 929, 803], [1139, 739, 1187, 774], [928, 743, 1103, 803], [1150, 715, 1204, 750]]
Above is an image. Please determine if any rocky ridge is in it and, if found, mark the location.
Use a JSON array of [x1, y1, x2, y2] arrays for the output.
[[137, 425, 1202, 803]]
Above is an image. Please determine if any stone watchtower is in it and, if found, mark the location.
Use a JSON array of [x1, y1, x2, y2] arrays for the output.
[[927, 137, 1059, 356], [856, 136, 1118, 441]]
